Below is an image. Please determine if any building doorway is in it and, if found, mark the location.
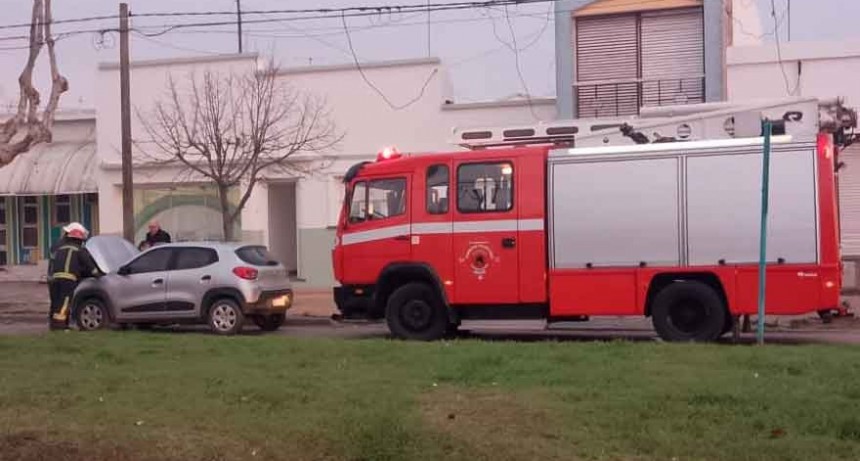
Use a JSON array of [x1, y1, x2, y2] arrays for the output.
[[267, 182, 298, 277]]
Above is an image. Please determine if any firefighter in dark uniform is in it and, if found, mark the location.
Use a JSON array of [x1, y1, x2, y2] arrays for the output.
[[48, 222, 100, 330]]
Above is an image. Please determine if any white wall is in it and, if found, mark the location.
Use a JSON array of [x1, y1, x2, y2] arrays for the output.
[[727, 40, 860, 109], [95, 54, 260, 236], [96, 54, 556, 240]]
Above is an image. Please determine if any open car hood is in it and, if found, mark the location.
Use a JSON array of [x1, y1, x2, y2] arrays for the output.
[[85, 235, 139, 274]]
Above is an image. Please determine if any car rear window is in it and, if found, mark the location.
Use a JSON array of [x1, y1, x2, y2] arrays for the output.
[[236, 246, 279, 266]]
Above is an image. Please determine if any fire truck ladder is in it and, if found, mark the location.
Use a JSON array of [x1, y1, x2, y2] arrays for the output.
[[452, 97, 857, 149]]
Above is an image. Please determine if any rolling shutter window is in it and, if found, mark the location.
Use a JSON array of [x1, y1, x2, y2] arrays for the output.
[[640, 8, 705, 107], [839, 144, 860, 256], [575, 14, 639, 117]]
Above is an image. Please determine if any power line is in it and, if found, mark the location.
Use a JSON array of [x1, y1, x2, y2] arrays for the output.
[[770, 0, 799, 96], [164, 9, 550, 40], [501, 4, 542, 120], [0, 0, 558, 32], [130, 0, 557, 19], [0, 1, 560, 46], [341, 11, 438, 111], [133, 31, 226, 56]]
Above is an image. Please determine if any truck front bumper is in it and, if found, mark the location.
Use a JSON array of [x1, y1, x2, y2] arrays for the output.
[[333, 285, 377, 319]]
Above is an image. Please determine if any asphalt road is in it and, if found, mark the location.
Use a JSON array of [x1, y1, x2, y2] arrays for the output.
[[4, 282, 860, 344]]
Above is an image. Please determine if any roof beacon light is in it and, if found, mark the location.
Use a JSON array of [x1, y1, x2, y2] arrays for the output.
[[377, 146, 401, 162]]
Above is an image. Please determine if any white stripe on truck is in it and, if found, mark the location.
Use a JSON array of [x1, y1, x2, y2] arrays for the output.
[[340, 219, 544, 247]]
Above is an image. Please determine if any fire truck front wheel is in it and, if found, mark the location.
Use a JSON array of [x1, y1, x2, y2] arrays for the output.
[[651, 281, 727, 342], [385, 282, 449, 341]]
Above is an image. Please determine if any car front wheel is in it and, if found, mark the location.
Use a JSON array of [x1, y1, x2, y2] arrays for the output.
[[77, 299, 110, 331], [208, 298, 245, 335]]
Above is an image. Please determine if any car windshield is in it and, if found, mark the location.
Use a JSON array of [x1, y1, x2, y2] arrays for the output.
[[236, 246, 278, 266]]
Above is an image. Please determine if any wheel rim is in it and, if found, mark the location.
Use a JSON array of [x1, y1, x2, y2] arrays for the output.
[[80, 304, 104, 330], [211, 304, 238, 331], [399, 299, 433, 332], [667, 297, 708, 334]]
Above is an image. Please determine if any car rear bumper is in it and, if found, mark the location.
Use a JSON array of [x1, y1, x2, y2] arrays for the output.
[[244, 289, 294, 315]]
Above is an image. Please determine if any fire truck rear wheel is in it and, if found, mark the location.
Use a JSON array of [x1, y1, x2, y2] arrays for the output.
[[386, 282, 448, 341], [651, 281, 726, 342]]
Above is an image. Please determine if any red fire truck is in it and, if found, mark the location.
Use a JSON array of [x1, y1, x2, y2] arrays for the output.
[[332, 98, 857, 341]]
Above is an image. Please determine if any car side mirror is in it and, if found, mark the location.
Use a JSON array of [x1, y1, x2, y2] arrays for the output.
[[118, 265, 131, 276]]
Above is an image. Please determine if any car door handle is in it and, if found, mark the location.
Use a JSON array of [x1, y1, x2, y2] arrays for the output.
[[152, 278, 164, 286], [502, 237, 516, 248], [393, 235, 410, 241], [200, 275, 212, 283]]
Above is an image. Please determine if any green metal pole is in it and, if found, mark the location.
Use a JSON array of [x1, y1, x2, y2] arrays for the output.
[[757, 120, 773, 345]]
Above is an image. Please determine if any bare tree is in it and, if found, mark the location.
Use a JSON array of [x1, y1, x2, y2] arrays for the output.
[[0, 0, 68, 167], [139, 65, 340, 241]]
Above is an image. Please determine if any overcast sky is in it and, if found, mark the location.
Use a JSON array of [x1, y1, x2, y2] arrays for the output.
[[0, 0, 855, 110]]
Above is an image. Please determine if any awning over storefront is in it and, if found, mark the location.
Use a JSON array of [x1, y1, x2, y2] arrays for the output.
[[0, 140, 97, 195]]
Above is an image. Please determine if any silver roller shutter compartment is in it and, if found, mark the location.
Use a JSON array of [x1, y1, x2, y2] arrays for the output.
[[575, 14, 639, 117], [839, 144, 860, 256], [640, 8, 705, 107]]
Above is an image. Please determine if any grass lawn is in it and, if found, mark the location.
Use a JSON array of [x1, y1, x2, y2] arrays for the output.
[[2, 333, 860, 461]]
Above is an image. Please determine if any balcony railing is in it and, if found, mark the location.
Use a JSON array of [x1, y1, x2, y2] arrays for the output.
[[574, 76, 705, 118]]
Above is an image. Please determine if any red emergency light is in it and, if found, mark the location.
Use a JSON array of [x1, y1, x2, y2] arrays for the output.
[[377, 146, 402, 162]]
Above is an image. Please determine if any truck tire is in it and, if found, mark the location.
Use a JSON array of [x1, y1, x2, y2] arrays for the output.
[[386, 282, 448, 341], [651, 281, 726, 342]]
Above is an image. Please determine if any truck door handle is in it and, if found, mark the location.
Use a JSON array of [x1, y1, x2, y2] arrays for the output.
[[393, 235, 410, 241], [502, 237, 516, 248]]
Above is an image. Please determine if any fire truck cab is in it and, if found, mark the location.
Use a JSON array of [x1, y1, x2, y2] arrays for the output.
[[332, 98, 856, 341]]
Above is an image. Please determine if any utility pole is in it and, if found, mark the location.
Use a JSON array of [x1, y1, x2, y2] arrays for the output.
[[757, 119, 773, 346], [236, 0, 243, 53], [426, 0, 431, 58], [119, 3, 134, 242]]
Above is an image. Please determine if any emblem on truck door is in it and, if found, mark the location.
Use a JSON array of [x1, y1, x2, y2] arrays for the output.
[[460, 242, 499, 280]]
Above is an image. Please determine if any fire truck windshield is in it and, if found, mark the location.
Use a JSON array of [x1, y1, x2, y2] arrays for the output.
[[348, 178, 407, 223]]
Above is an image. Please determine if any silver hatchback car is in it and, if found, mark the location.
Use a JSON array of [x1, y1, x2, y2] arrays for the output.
[[73, 236, 293, 335]]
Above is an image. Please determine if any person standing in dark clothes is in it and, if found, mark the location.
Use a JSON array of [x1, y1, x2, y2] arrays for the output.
[[48, 223, 100, 330], [47, 230, 68, 282], [138, 220, 171, 250]]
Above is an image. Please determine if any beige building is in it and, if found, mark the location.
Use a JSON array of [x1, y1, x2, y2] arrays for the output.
[[0, 110, 99, 280]]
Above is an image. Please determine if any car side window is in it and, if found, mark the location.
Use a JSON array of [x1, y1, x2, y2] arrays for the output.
[[174, 248, 218, 271], [127, 248, 172, 274]]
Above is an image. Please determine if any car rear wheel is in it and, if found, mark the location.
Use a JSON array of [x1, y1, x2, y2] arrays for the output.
[[77, 299, 109, 331], [651, 281, 726, 342], [208, 298, 244, 335], [253, 314, 285, 332], [385, 282, 448, 341]]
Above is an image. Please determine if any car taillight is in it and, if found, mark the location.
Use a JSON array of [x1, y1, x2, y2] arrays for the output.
[[233, 266, 259, 280]]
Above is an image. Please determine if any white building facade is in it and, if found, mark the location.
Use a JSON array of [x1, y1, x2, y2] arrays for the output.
[[95, 54, 555, 288]]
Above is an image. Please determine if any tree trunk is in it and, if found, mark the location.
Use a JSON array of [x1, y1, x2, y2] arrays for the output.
[[218, 184, 234, 241]]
